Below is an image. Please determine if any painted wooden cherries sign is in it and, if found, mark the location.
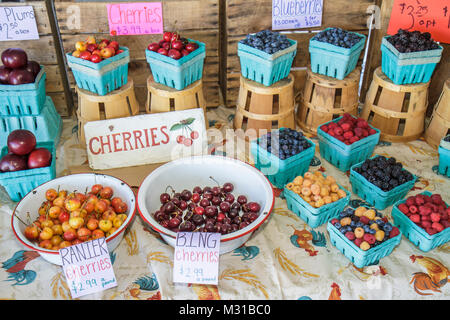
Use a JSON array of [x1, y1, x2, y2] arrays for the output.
[[84, 109, 208, 170]]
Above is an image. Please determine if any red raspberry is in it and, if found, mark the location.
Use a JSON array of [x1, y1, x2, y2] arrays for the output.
[[363, 233, 376, 244], [344, 140, 352, 145], [350, 136, 360, 143], [356, 120, 368, 128], [415, 196, 425, 206], [341, 122, 352, 132], [328, 122, 337, 129], [362, 129, 369, 137], [421, 215, 430, 221], [421, 221, 432, 229], [334, 127, 343, 136], [410, 214, 421, 223], [442, 220, 450, 228], [390, 227, 400, 238], [321, 126, 329, 133], [418, 206, 431, 216], [354, 238, 363, 247], [369, 128, 377, 135], [441, 213, 448, 220], [409, 205, 418, 214], [423, 195, 432, 203], [430, 213, 441, 223], [331, 218, 339, 225], [405, 197, 416, 207], [359, 216, 370, 225], [343, 131, 354, 139], [345, 231, 356, 241], [431, 194, 443, 205], [398, 203, 409, 214], [354, 127, 363, 137], [426, 227, 437, 235], [432, 222, 444, 233]]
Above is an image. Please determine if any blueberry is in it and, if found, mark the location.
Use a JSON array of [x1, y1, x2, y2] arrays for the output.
[[334, 222, 342, 229]]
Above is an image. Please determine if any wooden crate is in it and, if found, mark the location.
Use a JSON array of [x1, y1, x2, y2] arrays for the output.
[[54, 0, 221, 112], [223, 0, 375, 107], [0, 1, 71, 116]]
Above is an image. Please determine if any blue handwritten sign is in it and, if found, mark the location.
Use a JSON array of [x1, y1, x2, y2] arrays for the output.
[[272, 0, 323, 30], [173, 232, 221, 285], [60, 237, 117, 298]]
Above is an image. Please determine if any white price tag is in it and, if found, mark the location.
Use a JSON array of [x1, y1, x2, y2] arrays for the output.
[[0, 6, 39, 41], [173, 232, 221, 285], [59, 237, 117, 298]]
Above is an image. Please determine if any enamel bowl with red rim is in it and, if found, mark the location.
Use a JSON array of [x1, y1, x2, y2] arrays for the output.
[[12, 173, 136, 265], [137, 155, 275, 254]]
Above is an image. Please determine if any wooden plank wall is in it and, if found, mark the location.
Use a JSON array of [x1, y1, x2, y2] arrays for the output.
[[364, 0, 450, 113], [0, 1, 70, 116], [53, 0, 221, 112], [223, 0, 376, 107]]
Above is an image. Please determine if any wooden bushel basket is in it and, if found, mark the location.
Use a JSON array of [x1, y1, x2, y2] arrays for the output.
[[424, 79, 450, 149], [234, 74, 295, 136], [361, 67, 429, 143], [297, 67, 360, 134], [77, 78, 139, 122]]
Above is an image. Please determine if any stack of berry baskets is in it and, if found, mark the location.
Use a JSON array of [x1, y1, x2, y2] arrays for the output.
[[317, 113, 380, 172], [309, 28, 366, 80], [284, 171, 350, 228], [381, 29, 443, 85], [391, 192, 449, 252], [238, 30, 297, 86], [350, 155, 417, 210], [66, 46, 130, 96], [250, 128, 315, 190], [438, 135, 450, 177], [328, 206, 402, 268]]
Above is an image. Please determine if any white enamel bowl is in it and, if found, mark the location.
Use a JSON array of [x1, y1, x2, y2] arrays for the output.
[[137, 155, 275, 254], [11, 173, 136, 265]]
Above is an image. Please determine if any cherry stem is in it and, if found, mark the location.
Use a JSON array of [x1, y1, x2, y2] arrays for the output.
[[209, 176, 220, 188], [165, 185, 176, 196]]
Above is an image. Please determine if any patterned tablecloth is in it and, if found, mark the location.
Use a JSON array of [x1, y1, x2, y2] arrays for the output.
[[0, 106, 448, 300]]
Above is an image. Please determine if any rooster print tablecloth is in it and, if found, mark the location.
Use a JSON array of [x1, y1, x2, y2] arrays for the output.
[[0, 106, 448, 300]]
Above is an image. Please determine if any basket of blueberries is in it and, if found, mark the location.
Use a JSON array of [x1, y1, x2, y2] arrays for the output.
[[327, 206, 402, 268], [350, 155, 417, 210], [438, 135, 450, 177], [309, 28, 366, 80], [238, 30, 297, 86], [381, 29, 443, 85], [250, 128, 315, 189]]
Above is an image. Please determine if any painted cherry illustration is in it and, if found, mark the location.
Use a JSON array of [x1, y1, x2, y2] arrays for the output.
[[171, 118, 199, 147]]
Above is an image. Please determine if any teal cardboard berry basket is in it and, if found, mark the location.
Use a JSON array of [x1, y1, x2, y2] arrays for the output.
[[66, 47, 130, 96], [391, 191, 450, 252], [349, 155, 417, 210], [438, 136, 450, 178], [0, 141, 56, 202], [327, 219, 402, 268], [309, 29, 366, 80], [381, 36, 443, 85], [0, 96, 62, 147], [237, 38, 297, 86], [145, 39, 206, 90], [0, 66, 46, 116], [285, 182, 350, 228], [250, 129, 315, 189], [317, 116, 380, 172]]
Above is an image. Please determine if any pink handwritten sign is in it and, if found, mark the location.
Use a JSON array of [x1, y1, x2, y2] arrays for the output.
[[107, 2, 163, 36]]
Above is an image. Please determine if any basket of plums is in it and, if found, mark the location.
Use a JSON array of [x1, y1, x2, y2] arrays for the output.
[[309, 28, 366, 80], [318, 113, 380, 172], [0, 130, 55, 202], [350, 155, 417, 210], [285, 171, 350, 228], [0, 48, 46, 116], [238, 29, 297, 86], [250, 128, 315, 189], [328, 206, 402, 268], [146, 32, 206, 90], [381, 29, 443, 85], [137, 156, 274, 254], [392, 192, 449, 252], [438, 135, 450, 177], [12, 173, 136, 265]]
